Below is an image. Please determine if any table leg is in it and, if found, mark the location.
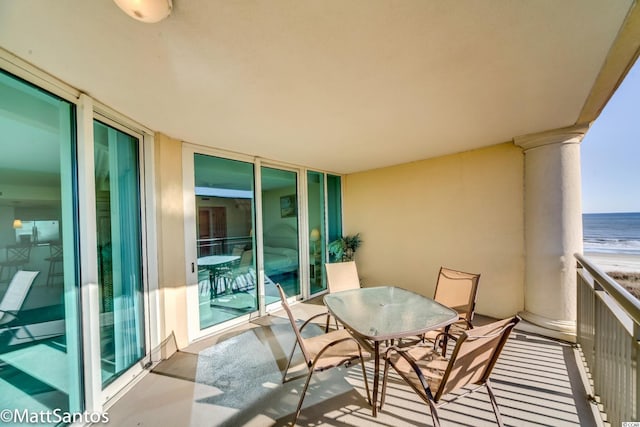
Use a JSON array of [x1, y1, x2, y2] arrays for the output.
[[208, 269, 215, 302], [372, 340, 380, 417]]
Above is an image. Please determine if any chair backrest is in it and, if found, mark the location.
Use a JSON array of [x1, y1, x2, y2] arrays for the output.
[[239, 250, 253, 267], [276, 284, 312, 364], [435, 316, 520, 401], [0, 270, 40, 325], [49, 242, 63, 258], [6, 244, 31, 263], [433, 267, 480, 322], [325, 261, 360, 293]]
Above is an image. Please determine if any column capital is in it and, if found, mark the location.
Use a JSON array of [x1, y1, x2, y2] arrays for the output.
[[514, 124, 590, 151]]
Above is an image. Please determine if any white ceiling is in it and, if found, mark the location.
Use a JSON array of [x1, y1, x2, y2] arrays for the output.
[[0, 0, 636, 173]]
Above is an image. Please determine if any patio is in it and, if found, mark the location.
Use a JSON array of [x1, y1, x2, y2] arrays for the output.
[[104, 298, 602, 427]]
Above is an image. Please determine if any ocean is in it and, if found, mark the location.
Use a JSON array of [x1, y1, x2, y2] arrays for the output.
[[583, 212, 640, 255]]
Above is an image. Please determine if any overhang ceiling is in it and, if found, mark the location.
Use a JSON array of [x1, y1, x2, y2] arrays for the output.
[[0, 0, 637, 173]]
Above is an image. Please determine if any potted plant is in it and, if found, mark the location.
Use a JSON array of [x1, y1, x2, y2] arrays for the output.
[[328, 233, 362, 262]]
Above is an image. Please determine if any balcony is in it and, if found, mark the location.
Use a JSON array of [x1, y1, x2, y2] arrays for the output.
[[105, 297, 605, 426], [576, 254, 640, 426]]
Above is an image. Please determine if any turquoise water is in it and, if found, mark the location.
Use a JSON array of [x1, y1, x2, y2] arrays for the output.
[[583, 212, 640, 255]]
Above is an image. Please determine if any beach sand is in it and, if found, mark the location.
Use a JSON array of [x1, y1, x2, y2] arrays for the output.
[[583, 252, 640, 298], [584, 252, 640, 273]]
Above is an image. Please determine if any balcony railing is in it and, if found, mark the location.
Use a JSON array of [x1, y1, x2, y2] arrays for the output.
[[197, 235, 251, 257], [575, 253, 640, 425]]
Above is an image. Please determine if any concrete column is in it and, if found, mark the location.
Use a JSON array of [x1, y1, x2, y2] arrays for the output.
[[514, 125, 588, 340]]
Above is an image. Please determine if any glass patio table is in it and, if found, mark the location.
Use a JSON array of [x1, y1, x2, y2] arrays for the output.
[[197, 255, 240, 299], [323, 286, 458, 416]]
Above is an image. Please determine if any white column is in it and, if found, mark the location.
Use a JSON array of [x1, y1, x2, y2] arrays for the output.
[[515, 125, 588, 339]]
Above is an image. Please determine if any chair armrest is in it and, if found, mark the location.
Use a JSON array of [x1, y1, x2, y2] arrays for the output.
[[310, 335, 365, 370], [385, 346, 435, 398], [300, 311, 332, 332], [0, 308, 19, 326]]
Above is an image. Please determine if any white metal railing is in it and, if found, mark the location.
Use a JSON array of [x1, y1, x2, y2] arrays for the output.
[[197, 236, 251, 256], [575, 253, 640, 425]]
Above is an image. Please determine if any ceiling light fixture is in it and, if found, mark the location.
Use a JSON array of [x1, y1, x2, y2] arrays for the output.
[[113, 0, 173, 23]]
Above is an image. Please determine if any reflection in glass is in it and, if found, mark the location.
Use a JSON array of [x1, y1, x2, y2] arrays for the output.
[[0, 70, 83, 420], [307, 171, 327, 294], [94, 120, 145, 387], [327, 175, 343, 262], [194, 154, 256, 329], [261, 167, 300, 302]]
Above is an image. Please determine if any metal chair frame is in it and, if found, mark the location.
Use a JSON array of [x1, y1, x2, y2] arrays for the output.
[[277, 284, 371, 424], [381, 316, 520, 427], [431, 266, 481, 356]]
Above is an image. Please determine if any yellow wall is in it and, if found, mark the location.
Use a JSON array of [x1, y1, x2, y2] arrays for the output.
[[343, 143, 525, 318], [154, 133, 189, 348]]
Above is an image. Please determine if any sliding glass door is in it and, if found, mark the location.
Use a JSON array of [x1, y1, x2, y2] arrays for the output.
[[307, 171, 327, 294], [93, 120, 145, 387], [194, 154, 256, 329], [261, 167, 300, 303], [327, 174, 343, 262], [0, 70, 83, 420], [187, 151, 335, 332]]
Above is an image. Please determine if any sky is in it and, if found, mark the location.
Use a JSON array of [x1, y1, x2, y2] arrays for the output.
[[581, 59, 640, 214]]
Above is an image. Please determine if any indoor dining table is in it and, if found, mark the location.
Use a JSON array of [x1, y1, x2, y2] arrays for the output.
[[323, 286, 458, 416]]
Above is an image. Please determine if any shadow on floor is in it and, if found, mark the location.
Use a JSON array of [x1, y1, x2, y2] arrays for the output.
[[105, 304, 601, 427]]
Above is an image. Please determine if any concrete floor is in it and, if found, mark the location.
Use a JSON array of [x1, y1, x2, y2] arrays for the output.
[[104, 299, 604, 427]]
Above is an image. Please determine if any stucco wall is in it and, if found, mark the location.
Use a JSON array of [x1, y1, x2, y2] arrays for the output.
[[154, 133, 189, 348], [343, 142, 525, 319]]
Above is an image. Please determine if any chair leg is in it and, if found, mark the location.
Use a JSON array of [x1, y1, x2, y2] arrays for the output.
[[440, 333, 449, 357], [427, 399, 441, 427], [359, 351, 371, 405], [485, 379, 504, 427], [380, 358, 390, 410], [322, 312, 340, 332], [293, 368, 314, 425], [46, 258, 55, 287], [282, 341, 299, 383]]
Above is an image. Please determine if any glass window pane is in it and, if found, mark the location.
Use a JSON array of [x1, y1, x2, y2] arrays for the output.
[[307, 171, 326, 294], [194, 154, 256, 329], [327, 174, 343, 262], [261, 167, 300, 300], [94, 120, 145, 387], [0, 70, 83, 419]]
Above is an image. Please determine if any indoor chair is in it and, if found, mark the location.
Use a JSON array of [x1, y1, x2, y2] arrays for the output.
[[0, 244, 32, 284]]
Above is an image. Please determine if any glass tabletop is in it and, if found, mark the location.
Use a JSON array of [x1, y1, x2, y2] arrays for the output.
[[323, 286, 458, 341], [197, 255, 240, 266]]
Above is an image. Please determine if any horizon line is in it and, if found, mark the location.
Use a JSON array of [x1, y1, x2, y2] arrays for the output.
[[583, 211, 640, 215]]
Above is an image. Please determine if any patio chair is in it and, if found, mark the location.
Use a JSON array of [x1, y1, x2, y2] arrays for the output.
[[325, 261, 360, 293], [0, 270, 39, 327], [1, 271, 65, 349], [324, 261, 361, 330], [381, 316, 520, 427], [228, 250, 254, 292], [426, 267, 480, 356], [277, 283, 371, 425]]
